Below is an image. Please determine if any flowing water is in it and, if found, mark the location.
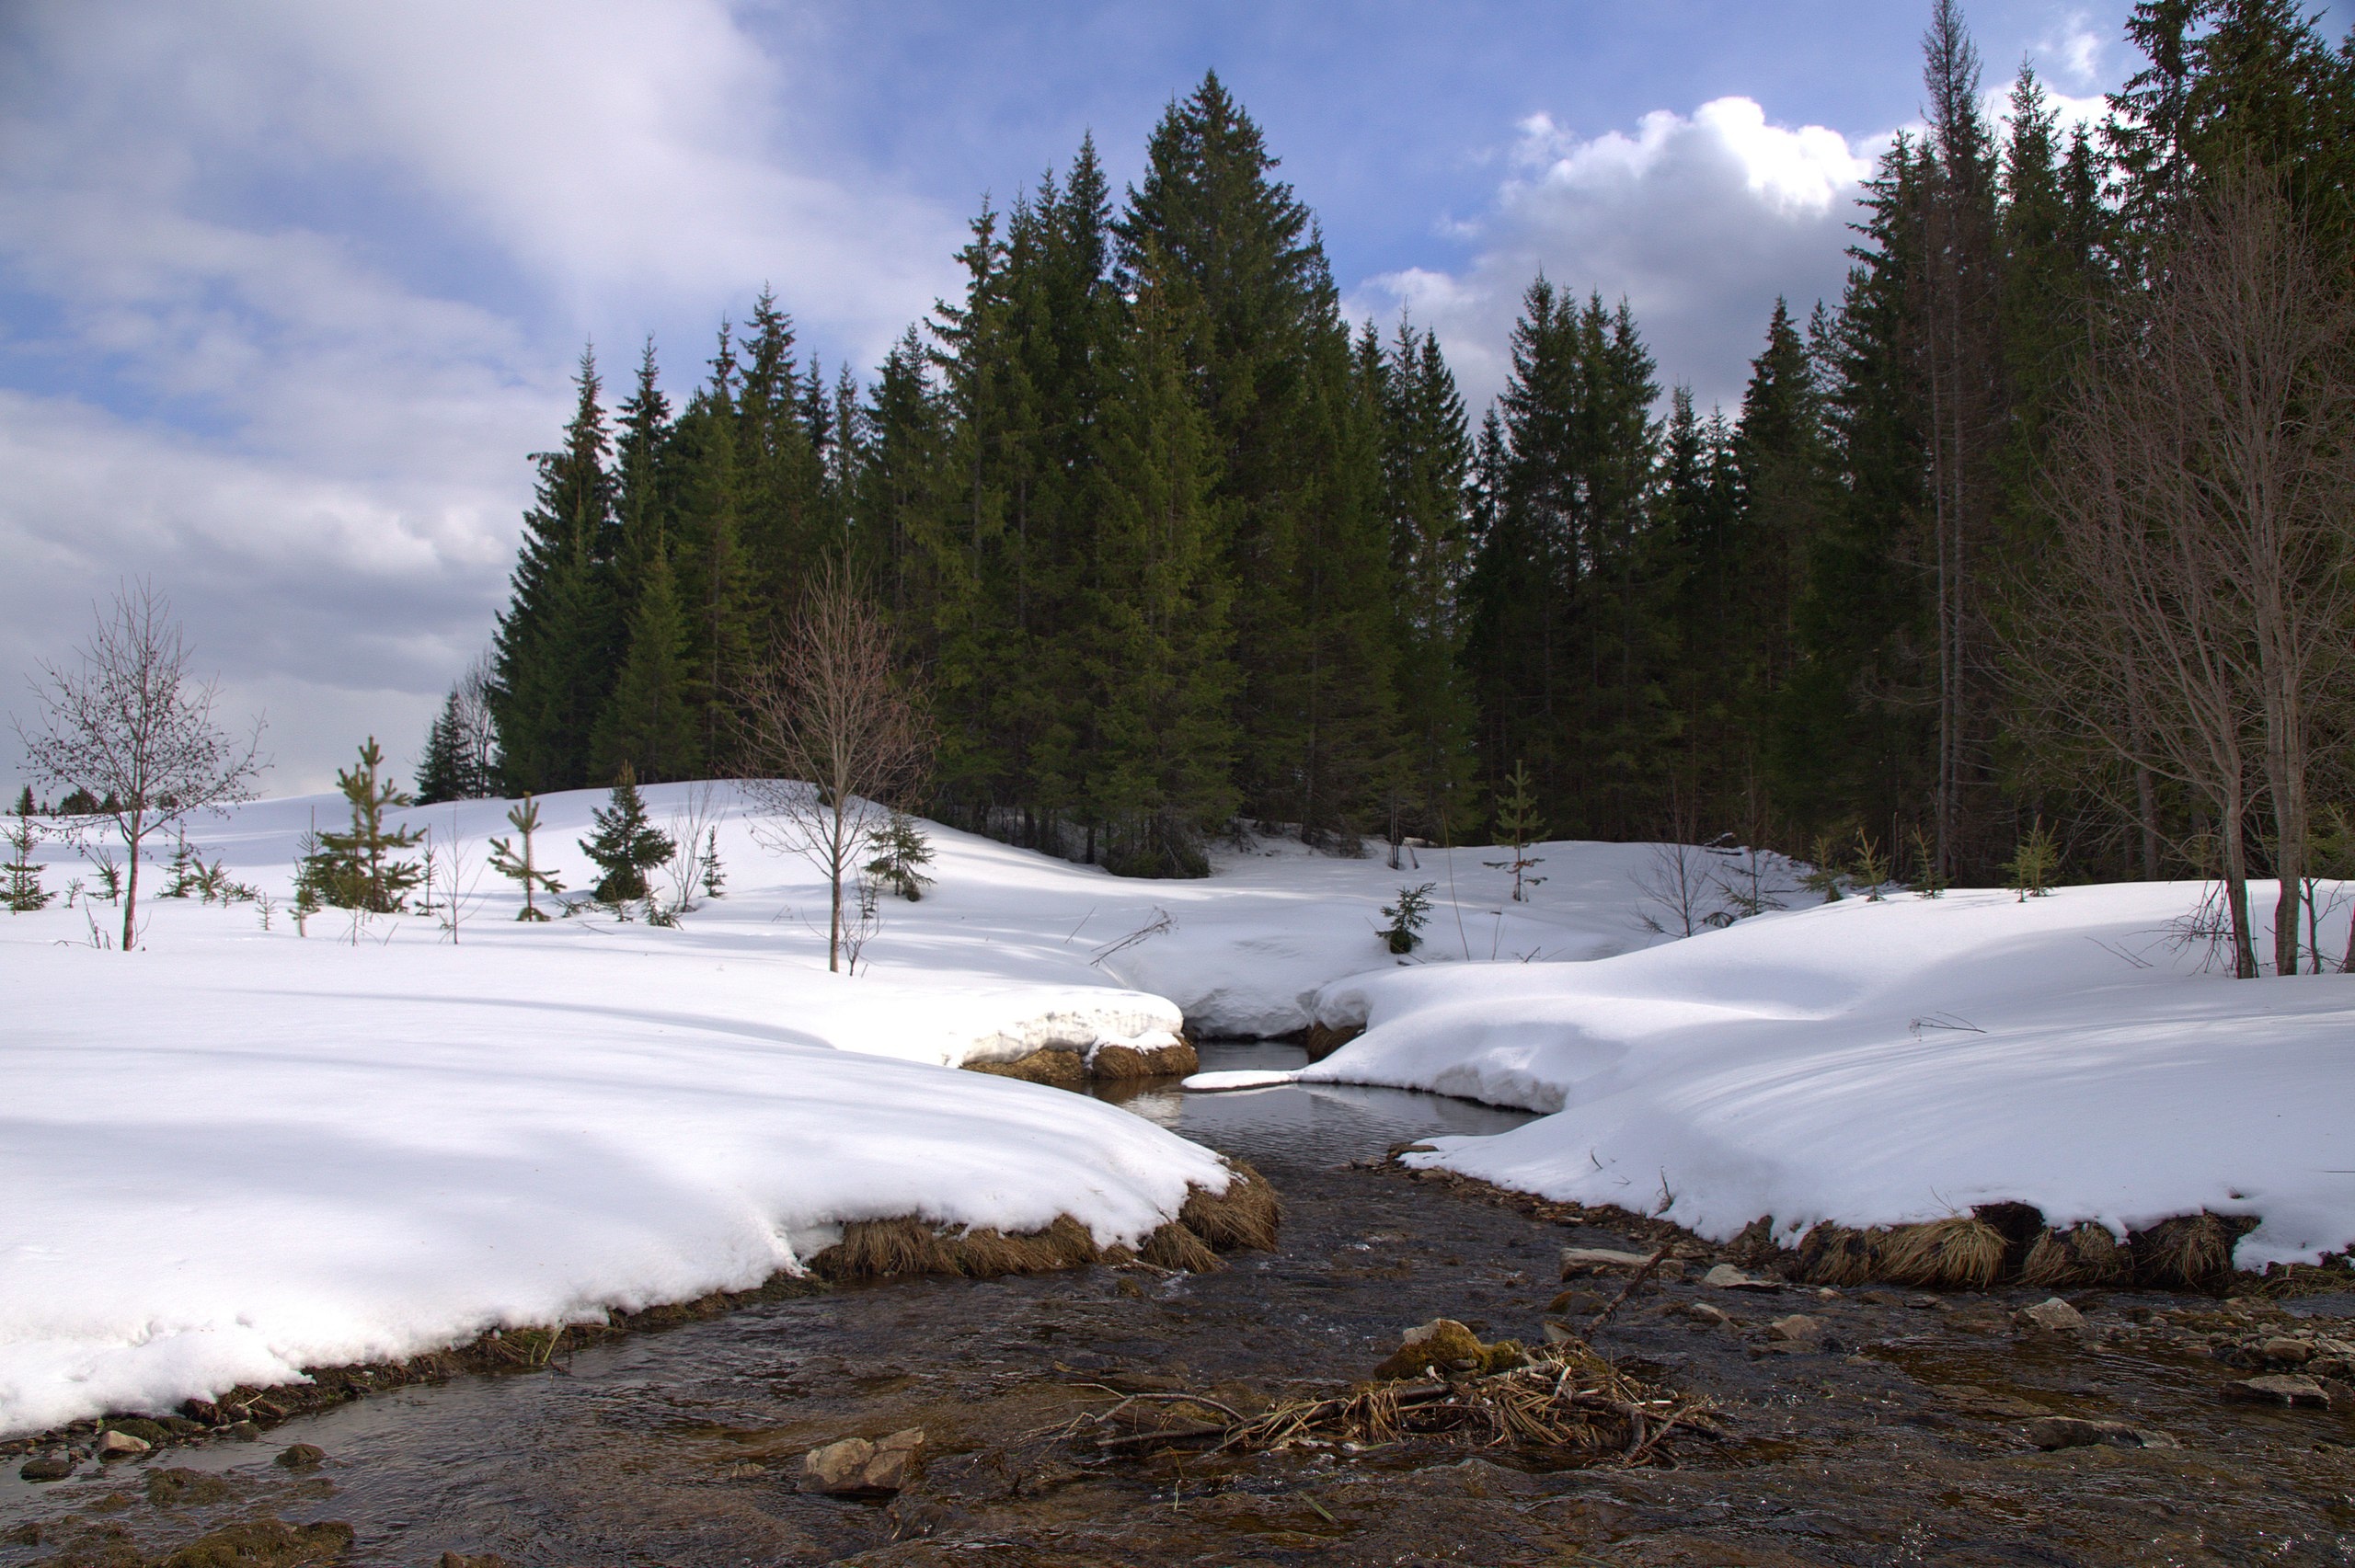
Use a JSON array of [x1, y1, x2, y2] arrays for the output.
[[6, 1041, 2353, 1566]]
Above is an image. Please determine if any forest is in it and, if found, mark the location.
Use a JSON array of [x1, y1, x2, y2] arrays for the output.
[[459, 0, 2355, 940]]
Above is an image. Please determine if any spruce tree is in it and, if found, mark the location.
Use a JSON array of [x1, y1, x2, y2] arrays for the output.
[[488, 795, 564, 920], [313, 738, 426, 912], [591, 536, 699, 784], [580, 766, 674, 905], [5, 785, 51, 912]]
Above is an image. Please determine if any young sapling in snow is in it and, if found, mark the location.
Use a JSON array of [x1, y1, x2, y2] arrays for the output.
[[4, 785, 52, 912], [310, 738, 426, 911], [1908, 826, 1947, 899], [700, 828, 726, 900], [1483, 761, 1546, 903], [1379, 882, 1436, 955], [488, 795, 563, 920], [2005, 818, 2061, 901], [864, 809, 936, 901], [91, 845, 121, 904], [1853, 829, 1890, 901], [1798, 831, 1845, 902], [580, 766, 673, 907]]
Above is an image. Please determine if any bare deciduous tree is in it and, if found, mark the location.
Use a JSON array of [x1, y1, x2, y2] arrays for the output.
[[739, 566, 930, 973], [2012, 170, 2355, 977], [13, 584, 266, 951]]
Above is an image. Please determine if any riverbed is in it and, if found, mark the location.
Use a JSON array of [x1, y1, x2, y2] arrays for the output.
[[6, 1041, 2352, 1565]]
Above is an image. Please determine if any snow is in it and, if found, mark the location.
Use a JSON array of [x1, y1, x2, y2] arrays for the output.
[[1293, 884, 2355, 1270], [8, 780, 2348, 1436], [0, 783, 1694, 1437]]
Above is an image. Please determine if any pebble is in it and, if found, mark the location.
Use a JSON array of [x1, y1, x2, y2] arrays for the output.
[[274, 1442, 327, 1470], [1767, 1314, 1826, 1343], [2024, 1415, 2178, 1450], [96, 1430, 151, 1458], [803, 1427, 925, 1495], [1683, 1301, 1732, 1326], [2222, 1374, 2330, 1408], [1703, 1264, 1778, 1291], [1558, 1246, 1656, 1278], [2258, 1337, 2313, 1365], [2015, 1298, 2086, 1333], [17, 1453, 75, 1482]]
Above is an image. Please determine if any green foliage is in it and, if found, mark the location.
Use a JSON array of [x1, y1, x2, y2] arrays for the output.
[[579, 768, 674, 905], [488, 794, 563, 921], [1909, 826, 1948, 899], [864, 809, 936, 901], [2005, 818, 2062, 901], [1483, 761, 1547, 903], [1799, 830, 1845, 902], [4, 787, 52, 912], [306, 738, 426, 913], [1379, 881, 1436, 955], [1854, 829, 1891, 900], [699, 827, 726, 900]]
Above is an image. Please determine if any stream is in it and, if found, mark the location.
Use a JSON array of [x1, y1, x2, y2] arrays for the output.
[[6, 1040, 2352, 1566]]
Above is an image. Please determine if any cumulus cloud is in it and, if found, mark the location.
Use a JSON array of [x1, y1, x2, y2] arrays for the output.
[[0, 0, 967, 791], [1359, 97, 1876, 416]]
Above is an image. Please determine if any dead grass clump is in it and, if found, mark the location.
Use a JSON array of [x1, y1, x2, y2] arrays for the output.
[[1797, 1224, 1882, 1286], [1178, 1159, 1283, 1253], [964, 1050, 1087, 1090], [2131, 1212, 2257, 1291], [1301, 1021, 1362, 1061], [1878, 1216, 2009, 1289], [1064, 1340, 1721, 1470], [1092, 1039, 1200, 1079], [2021, 1222, 2131, 1288], [1140, 1219, 1223, 1273], [814, 1215, 1110, 1281], [158, 1516, 354, 1568]]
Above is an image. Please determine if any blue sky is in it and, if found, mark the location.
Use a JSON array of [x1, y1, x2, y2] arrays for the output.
[[1, 1, 2146, 791]]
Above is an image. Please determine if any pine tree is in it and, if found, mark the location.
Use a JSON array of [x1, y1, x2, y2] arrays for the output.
[[491, 350, 618, 793], [670, 328, 760, 770], [415, 691, 470, 806], [1484, 761, 1547, 903], [591, 536, 699, 784], [5, 784, 52, 912], [313, 738, 426, 912], [488, 795, 564, 920], [580, 766, 674, 905]]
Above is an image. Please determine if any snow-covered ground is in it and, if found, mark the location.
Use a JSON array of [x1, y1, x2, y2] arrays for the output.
[[0, 782, 1701, 1436], [1295, 884, 2355, 1271]]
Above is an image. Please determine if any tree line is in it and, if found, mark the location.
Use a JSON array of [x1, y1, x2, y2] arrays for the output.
[[475, 1, 2355, 938]]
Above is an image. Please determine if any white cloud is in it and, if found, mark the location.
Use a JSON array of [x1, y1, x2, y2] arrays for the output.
[[0, 0, 969, 792], [1358, 97, 1876, 416]]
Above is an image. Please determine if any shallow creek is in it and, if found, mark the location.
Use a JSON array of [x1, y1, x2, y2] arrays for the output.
[[6, 1040, 2353, 1566]]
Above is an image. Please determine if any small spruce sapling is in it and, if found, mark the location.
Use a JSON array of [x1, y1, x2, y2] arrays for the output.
[[1379, 882, 1436, 955], [92, 844, 122, 904], [1853, 829, 1891, 901], [160, 828, 200, 898], [1483, 761, 1546, 903], [700, 828, 726, 899], [1798, 830, 1845, 902], [1908, 826, 1947, 898], [5, 785, 52, 912], [580, 767, 673, 906], [488, 795, 563, 920], [2005, 818, 2061, 901], [316, 738, 426, 911], [864, 809, 936, 901]]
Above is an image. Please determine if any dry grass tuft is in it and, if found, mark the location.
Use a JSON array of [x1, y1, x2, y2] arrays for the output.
[[1301, 1021, 1363, 1062], [814, 1215, 1107, 1281], [1062, 1338, 1722, 1471], [1179, 1160, 1283, 1253], [1092, 1039, 1201, 1080], [2131, 1212, 2255, 1291], [1140, 1219, 1224, 1273], [1797, 1224, 1882, 1286], [1878, 1216, 2009, 1289], [2020, 1222, 2131, 1288], [963, 1050, 1088, 1090]]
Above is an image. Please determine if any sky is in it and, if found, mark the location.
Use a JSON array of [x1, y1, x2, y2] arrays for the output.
[[0, 0, 2149, 795]]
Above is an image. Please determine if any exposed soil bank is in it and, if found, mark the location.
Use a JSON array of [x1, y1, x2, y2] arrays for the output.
[[960, 1041, 1199, 1088]]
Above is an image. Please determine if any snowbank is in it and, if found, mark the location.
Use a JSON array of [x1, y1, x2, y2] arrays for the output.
[[1296, 885, 2355, 1269], [0, 782, 1694, 1436]]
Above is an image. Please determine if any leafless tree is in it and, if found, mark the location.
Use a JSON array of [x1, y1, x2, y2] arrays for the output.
[[13, 584, 265, 952], [738, 565, 930, 973], [2011, 170, 2355, 977]]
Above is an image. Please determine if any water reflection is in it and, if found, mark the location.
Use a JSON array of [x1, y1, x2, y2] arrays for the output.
[[1094, 1039, 1536, 1164]]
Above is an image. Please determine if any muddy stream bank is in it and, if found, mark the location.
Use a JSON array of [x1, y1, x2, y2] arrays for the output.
[[5, 1041, 2352, 1566]]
